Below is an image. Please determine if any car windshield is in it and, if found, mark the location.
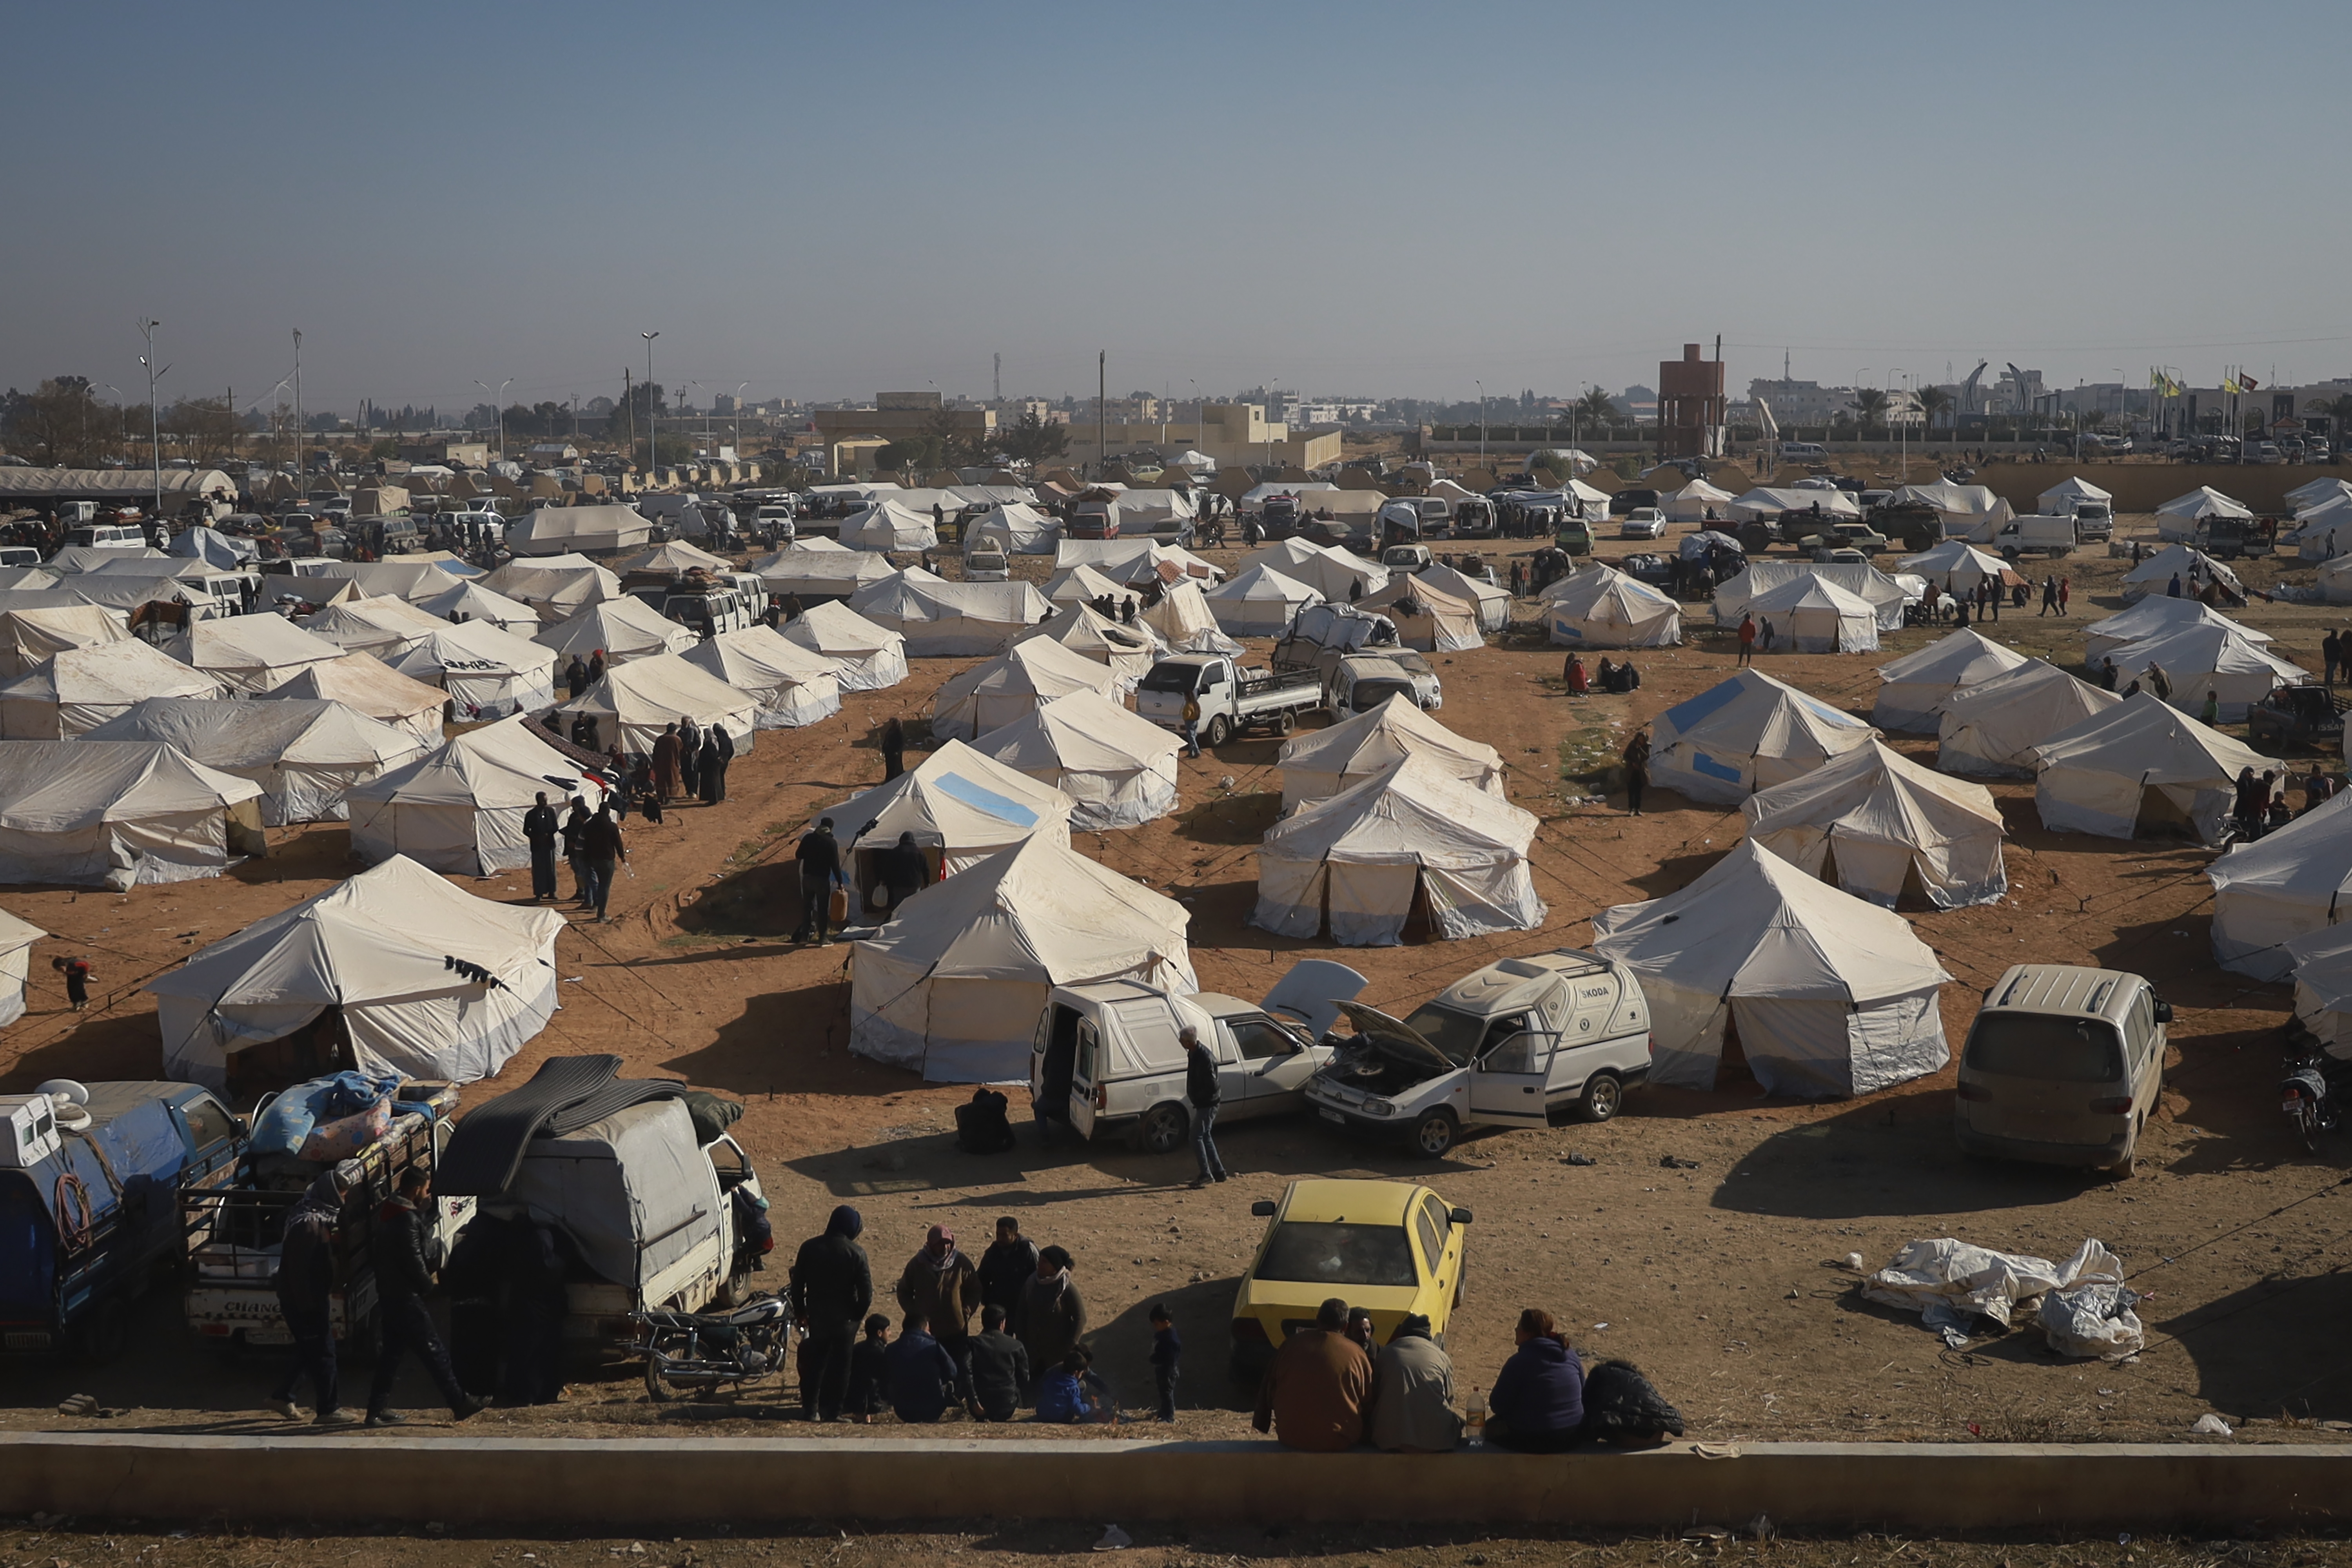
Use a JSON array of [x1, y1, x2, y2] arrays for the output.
[[1139, 664, 1201, 695], [1398, 1003, 1485, 1065], [1256, 1221, 1419, 1288], [1965, 1016, 2123, 1082]]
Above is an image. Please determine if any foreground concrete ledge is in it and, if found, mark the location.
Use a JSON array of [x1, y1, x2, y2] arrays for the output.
[[2, 1433, 2345, 1530]]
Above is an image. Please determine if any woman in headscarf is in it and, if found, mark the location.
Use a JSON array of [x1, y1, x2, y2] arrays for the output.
[[699, 724, 727, 805], [651, 722, 682, 800], [677, 714, 701, 798]]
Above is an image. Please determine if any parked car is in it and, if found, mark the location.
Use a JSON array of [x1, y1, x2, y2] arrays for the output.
[[1620, 553, 1674, 586], [1953, 964, 2169, 1176], [1617, 507, 1667, 540], [1381, 544, 1434, 572], [1228, 1178, 1471, 1383], [962, 541, 1010, 581]]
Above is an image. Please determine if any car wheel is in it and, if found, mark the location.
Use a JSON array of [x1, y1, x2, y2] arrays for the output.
[[1407, 1108, 1458, 1158], [1205, 715, 1231, 748], [1131, 1101, 1190, 1156], [1575, 1072, 1623, 1123], [1276, 710, 1296, 735]]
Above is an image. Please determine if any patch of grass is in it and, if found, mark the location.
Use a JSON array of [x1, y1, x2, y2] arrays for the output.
[[1559, 720, 1625, 791]]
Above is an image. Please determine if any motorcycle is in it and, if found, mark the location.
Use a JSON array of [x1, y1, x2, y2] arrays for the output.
[[2280, 1046, 2347, 1152], [631, 1293, 794, 1401]]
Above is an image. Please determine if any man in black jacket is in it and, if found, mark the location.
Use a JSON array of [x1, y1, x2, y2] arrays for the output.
[[788, 1204, 872, 1422], [364, 1167, 483, 1427], [965, 1302, 1029, 1421], [793, 817, 846, 945], [522, 791, 560, 902], [975, 1216, 1036, 1321], [1182, 1026, 1226, 1187], [875, 831, 930, 918], [268, 1164, 359, 1425]]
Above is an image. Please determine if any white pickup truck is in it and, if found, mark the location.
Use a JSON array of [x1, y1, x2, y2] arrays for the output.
[[1987, 516, 2079, 558], [1136, 653, 1323, 745]]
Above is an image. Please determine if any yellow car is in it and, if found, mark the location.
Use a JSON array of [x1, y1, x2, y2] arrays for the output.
[[1228, 1178, 1472, 1382]]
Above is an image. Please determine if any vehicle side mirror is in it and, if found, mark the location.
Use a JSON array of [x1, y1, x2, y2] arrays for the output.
[[1250, 1200, 1277, 1218], [2152, 1000, 2173, 1024], [1450, 1207, 1474, 1225]]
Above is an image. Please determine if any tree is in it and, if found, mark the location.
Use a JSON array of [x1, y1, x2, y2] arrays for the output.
[[876, 436, 944, 475], [1914, 384, 1954, 431], [1847, 388, 1891, 428], [164, 395, 243, 463], [998, 409, 1069, 464], [1573, 387, 1617, 432], [2, 376, 125, 467], [2307, 394, 2352, 437]]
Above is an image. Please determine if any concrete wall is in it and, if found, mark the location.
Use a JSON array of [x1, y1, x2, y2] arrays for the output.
[[4, 1434, 2345, 1530]]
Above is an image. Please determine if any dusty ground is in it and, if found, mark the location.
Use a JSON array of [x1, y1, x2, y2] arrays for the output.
[[2, 517, 2349, 1453]]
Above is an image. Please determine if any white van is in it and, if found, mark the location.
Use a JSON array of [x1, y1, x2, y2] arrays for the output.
[[1305, 950, 1652, 1157], [1032, 961, 1368, 1152], [1779, 441, 1829, 463], [63, 523, 148, 551], [1953, 964, 2169, 1176]]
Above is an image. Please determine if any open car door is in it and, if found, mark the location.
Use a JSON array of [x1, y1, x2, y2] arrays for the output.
[[1259, 959, 1369, 1039], [1466, 1014, 1554, 1129]]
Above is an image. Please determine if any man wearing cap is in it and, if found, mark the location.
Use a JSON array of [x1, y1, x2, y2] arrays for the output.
[[793, 816, 847, 946], [896, 1224, 982, 1403], [268, 1163, 361, 1426]]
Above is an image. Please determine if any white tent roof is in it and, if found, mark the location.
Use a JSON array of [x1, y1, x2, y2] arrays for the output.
[[1713, 561, 1910, 630], [1936, 659, 2121, 778], [1649, 668, 1880, 804], [1729, 486, 1863, 522], [1205, 563, 1323, 607], [2157, 486, 2252, 522], [1359, 575, 1485, 653], [299, 595, 451, 658], [1241, 482, 1339, 506], [0, 640, 225, 738], [2287, 477, 2352, 514], [2085, 595, 2268, 661], [480, 556, 622, 622], [2029, 691, 2272, 843], [0, 605, 127, 678], [838, 499, 940, 553], [2108, 623, 2309, 719], [2038, 476, 2114, 512], [932, 637, 1123, 742], [617, 539, 731, 575], [1414, 563, 1512, 631], [1276, 692, 1505, 810], [0, 739, 263, 887], [1240, 539, 1390, 604], [781, 599, 904, 660], [1043, 563, 1129, 604], [167, 615, 346, 693], [347, 713, 611, 877], [969, 689, 1181, 830], [562, 653, 760, 752], [533, 597, 696, 664], [506, 503, 653, 556], [966, 502, 1058, 554], [2206, 789, 2352, 980], [47, 545, 166, 574], [1896, 539, 2010, 593], [417, 579, 541, 632], [167, 525, 257, 568], [147, 855, 565, 1088], [263, 653, 449, 743], [85, 697, 426, 826], [1138, 578, 1240, 655], [1742, 739, 2007, 909], [1745, 575, 1881, 653], [753, 541, 895, 600], [1870, 628, 2031, 733], [0, 567, 59, 593], [821, 739, 1073, 867], [1662, 479, 1738, 521], [1890, 480, 2013, 527], [1018, 604, 1160, 686], [1053, 538, 1223, 584], [391, 618, 558, 682]]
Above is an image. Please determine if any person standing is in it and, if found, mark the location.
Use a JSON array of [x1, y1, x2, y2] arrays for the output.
[[698, 724, 726, 806], [2327, 631, 2345, 691], [1148, 1301, 1182, 1423], [2057, 575, 2071, 616], [1015, 1245, 1086, 1397], [1180, 693, 1203, 759], [579, 804, 625, 922], [267, 1165, 359, 1426], [1736, 613, 1756, 666], [1181, 1027, 1226, 1188], [652, 722, 682, 800], [54, 954, 92, 1013], [793, 817, 846, 945], [522, 791, 560, 902], [880, 715, 907, 780], [560, 795, 592, 906], [876, 831, 930, 916], [896, 1225, 982, 1400], [585, 650, 606, 688], [788, 1206, 873, 1424], [2040, 575, 2058, 617], [364, 1167, 484, 1427], [564, 655, 589, 699], [677, 715, 702, 798], [976, 1216, 1038, 1322]]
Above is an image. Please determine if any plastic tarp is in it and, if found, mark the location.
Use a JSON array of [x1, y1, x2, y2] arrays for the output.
[[417, 580, 542, 633], [1240, 539, 1390, 605], [0, 605, 132, 678], [1896, 540, 2010, 601], [753, 540, 895, 601], [561, 653, 760, 755], [0, 906, 42, 1029], [1139, 579, 1242, 655], [1204, 564, 1323, 636], [505, 1098, 712, 1291], [148, 855, 564, 1089], [480, 557, 622, 623], [1017, 604, 1161, 693], [2283, 923, 2352, 1054], [1871, 629, 2031, 733], [838, 500, 940, 554], [849, 835, 1195, 1083], [1727, 486, 1863, 523], [931, 638, 1122, 743], [168, 525, 257, 568], [2206, 789, 2352, 980], [505, 504, 653, 557], [166, 615, 346, 695], [0, 740, 263, 888], [1888, 481, 2015, 539], [847, 573, 1049, 657], [84, 697, 426, 827], [2108, 624, 2308, 722], [817, 740, 1073, 873], [1936, 660, 2120, 777], [779, 600, 908, 690], [1278, 693, 1506, 810], [681, 627, 842, 730], [1251, 753, 1543, 946], [1649, 669, 1880, 804], [2029, 691, 2271, 845], [969, 690, 1181, 830], [348, 713, 612, 876], [1864, 1237, 2142, 1357], [532, 598, 695, 666], [1590, 839, 1950, 1098], [1743, 740, 2008, 909], [1745, 575, 1879, 653], [0, 641, 224, 739], [390, 620, 559, 721]]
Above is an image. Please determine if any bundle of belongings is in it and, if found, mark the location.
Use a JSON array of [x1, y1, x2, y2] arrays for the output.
[[1862, 1236, 2145, 1359], [249, 1071, 457, 1170], [1578, 1359, 1686, 1446], [955, 1086, 1016, 1153]]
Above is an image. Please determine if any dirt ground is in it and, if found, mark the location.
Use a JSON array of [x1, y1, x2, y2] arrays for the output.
[[4, 515, 2350, 1452]]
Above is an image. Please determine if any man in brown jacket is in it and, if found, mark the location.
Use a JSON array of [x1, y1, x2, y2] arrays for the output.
[[895, 1225, 982, 1397], [1252, 1298, 1373, 1451]]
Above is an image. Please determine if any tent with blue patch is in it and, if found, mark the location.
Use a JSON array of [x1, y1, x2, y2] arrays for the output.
[[812, 739, 1074, 916], [1647, 669, 1879, 805]]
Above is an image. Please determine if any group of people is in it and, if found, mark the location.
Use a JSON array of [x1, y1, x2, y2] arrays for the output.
[[1561, 653, 1642, 696], [2232, 763, 2343, 839], [522, 790, 630, 920]]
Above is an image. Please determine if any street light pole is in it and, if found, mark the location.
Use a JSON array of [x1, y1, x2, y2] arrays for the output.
[[734, 383, 749, 461], [474, 379, 512, 463], [641, 332, 660, 475], [138, 319, 165, 521], [1475, 380, 1485, 466], [291, 329, 303, 490]]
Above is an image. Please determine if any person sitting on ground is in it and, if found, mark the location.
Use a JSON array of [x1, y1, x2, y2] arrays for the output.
[[882, 1310, 961, 1424], [1564, 654, 1589, 695], [1252, 1297, 1373, 1452], [1072, 1343, 1120, 1424], [1344, 1306, 1380, 1370], [1594, 656, 1618, 693], [1621, 660, 1641, 692], [955, 1085, 1017, 1154], [845, 1313, 891, 1424], [1484, 1307, 1585, 1454], [1368, 1312, 1461, 1453], [1035, 1350, 1090, 1424], [965, 1303, 1028, 1422]]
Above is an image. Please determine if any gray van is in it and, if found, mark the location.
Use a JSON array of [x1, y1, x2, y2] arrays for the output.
[[1954, 964, 2171, 1176]]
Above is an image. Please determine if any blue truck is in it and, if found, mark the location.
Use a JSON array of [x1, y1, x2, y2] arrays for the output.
[[0, 1082, 244, 1361]]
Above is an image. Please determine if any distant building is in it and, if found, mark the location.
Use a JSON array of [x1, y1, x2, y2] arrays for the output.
[[809, 391, 996, 475], [1745, 378, 1849, 426], [1064, 402, 1341, 474], [1656, 344, 1726, 458]]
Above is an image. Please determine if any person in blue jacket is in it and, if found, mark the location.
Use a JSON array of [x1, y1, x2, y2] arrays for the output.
[[882, 1310, 961, 1424], [1484, 1306, 1584, 1453]]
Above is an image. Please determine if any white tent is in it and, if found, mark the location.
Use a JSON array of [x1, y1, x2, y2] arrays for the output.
[[84, 697, 425, 826], [1713, 561, 1909, 631], [681, 627, 843, 730], [0, 567, 58, 593], [2109, 624, 2308, 721], [2029, 691, 2272, 844], [1252, 753, 1544, 946], [0, 606, 125, 678], [779, 600, 908, 691], [1105, 488, 1198, 532], [148, 855, 565, 1090], [2083, 595, 2268, 663], [1871, 629, 2031, 733], [847, 573, 1049, 657], [1018, 604, 1161, 691], [965, 501, 1059, 556], [616, 539, 730, 576], [0, 641, 225, 739], [1591, 840, 1951, 1098], [1140, 578, 1242, 655], [931, 637, 1122, 743], [1662, 478, 1738, 523], [849, 835, 1196, 1083], [820, 739, 1073, 898], [417, 579, 542, 633], [532, 598, 696, 665], [1649, 669, 1880, 804], [1358, 576, 1484, 653], [561, 653, 760, 754], [1240, 538, 1390, 605], [1204, 564, 1323, 636], [167, 616, 346, 695], [1746, 575, 1880, 653], [263, 653, 450, 748], [505, 503, 653, 557], [1888, 480, 2014, 539], [1936, 660, 2121, 777], [2288, 477, 2352, 514], [480, 556, 622, 623], [1742, 739, 2007, 909], [1278, 693, 1506, 811], [2283, 924, 2352, 1054], [45, 544, 165, 575], [299, 596, 451, 659], [348, 713, 612, 875], [970, 690, 1181, 830], [2155, 486, 2253, 540], [2290, 497, 2352, 561], [1042, 563, 1130, 606], [1414, 563, 1513, 632], [1896, 539, 2010, 600], [1053, 538, 1223, 585], [167, 525, 256, 568], [753, 539, 895, 602], [2206, 791, 2352, 980], [295, 560, 477, 606], [390, 620, 559, 721], [2038, 476, 2113, 515], [0, 906, 41, 1028], [0, 740, 264, 888], [1728, 486, 1863, 523], [838, 499, 940, 554]]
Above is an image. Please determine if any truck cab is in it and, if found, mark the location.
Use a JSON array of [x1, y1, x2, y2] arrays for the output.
[[1136, 652, 1322, 745], [2070, 501, 2114, 541]]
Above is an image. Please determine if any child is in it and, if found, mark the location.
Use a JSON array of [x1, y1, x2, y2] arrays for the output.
[[845, 1313, 891, 1423], [1036, 1350, 1087, 1424], [1148, 1302, 1181, 1424], [1073, 1344, 1119, 1425], [53, 955, 91, 1013]]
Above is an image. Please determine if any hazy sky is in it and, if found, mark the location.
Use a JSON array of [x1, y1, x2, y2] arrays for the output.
[[9, 1, 2350, 414]]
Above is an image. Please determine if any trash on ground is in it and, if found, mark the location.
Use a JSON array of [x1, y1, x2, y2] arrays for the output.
[[2191, 1414, 2234, 1437], [1863, 1236, 2144, 1356], [1093, 1525, 1133, 1552]]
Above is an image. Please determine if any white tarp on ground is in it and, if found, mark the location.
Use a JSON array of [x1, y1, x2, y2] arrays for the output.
[[2083, 595, 2269, 664], [1728, 486, 1863, 523], [263, 653, 449, 749], [1896, 539, 2011, 600], [2120, 543, 2244, 603], [348, 713, 611, 876], [753, 540, 895, 601], [1590, 839, 1951, 1098], [167, 525, 257, 568], [532, 597, 696, 666], [849, 835, 1194, 1083], [1871, 629, 2032, 733], [2029, 691, 2272, 844], [84, 697, 426, 827], [2206, 789, 2352, 980], [390, 620, 559, 722], [780, 601, 908, 691], [2285, 924, 2352, 1055], [931, 637, 1122, 743], [1240, 539, 1390, 605], [2038, 476, 2114, 515], [0, 740, 263, 888], [561, 653, 760, 755], [0, 605, 127, 678], [417, 579, 542, 633], [1746, 575, 1880, 653], [480, 556, 622, 623], [1713, 561, 1909, 631], [1889, 481, 2015, 539], [1743, 739, 2008, 909], [167, 616, 346, 695], [148, 855, 565, 1089], [1649, 669, 1880, 804], [1140, 579, 1242, 655], [1018, 605, 1161, 692], [505, 503, 653, 556], [970, 690, 1180, 831], [0, 905, 42, 1029], [1205, 564, 1323, 636], [848, 573, 1049, 657], [681, 627, 842, 730], [1252, 753, 1544, 946], [0, 641, 225, 739], [965, 502, 1059, 556], [298, 595, 451, 659], [1937, 660, 2121, 777], [1864, 1237, 2143, 1357], [819, 741, 1073, 885], [1359, 576, 1483, 653], [2109, 624, 2309, 722], [1663, 479, 1738, 523], [838, 499, 941, 554], [1278, 693, 1506, 811], [2155, 486, 2254, 540], [1541, 564, 1682, 650]]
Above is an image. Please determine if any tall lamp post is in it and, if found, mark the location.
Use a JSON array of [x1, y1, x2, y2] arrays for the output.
[[474, 378, 512, 462], [641, 331, 660, 474], [1475, 380, 1485, 467], [138, 319, 167, 522], [291, 329, 303, 489], [1189, 379, 1202, 454], [733, 382, 749, 461]]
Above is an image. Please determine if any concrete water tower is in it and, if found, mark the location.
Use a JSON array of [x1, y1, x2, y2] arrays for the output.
[[1657, 342, 1726, 459]]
